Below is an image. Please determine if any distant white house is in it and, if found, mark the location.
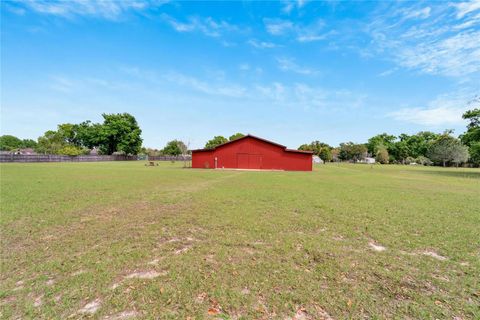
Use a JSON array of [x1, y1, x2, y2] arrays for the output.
[[312, 155, 324, 164], [364, 157, 376, 164]]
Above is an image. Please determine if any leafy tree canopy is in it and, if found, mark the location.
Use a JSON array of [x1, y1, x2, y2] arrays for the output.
[[99, 113, 143, 155], [367, 133, 396, 155], [298, 141, 332, 158], [339, 142, 367, 162], [0, 135, 23, 151], [460, 107, 480, 147], [229, 133, 245, 141], [162, 140, 187, 156], [205, 136, 228, 149], [375, 147, 389, 164], [428, 132, 469, 167]]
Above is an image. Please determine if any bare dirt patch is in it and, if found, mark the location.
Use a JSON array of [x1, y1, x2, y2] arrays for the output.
[[71, 270, 86, 276], [241, 288, 250, 295], [110, 282, 122, 290], [125, 270, 166, 279], [286, 306, 334, 320], [103, 310, 140, 319], [33, 295, 43, 307], [195, 292, 208, 304], [422, 251, 447, 261], [369, 242, 386, 252], [174, 245, 191, 255], [78, 298, 102, 315], [147, 258, 161, 266], [45, 278, 55, 286], [13, 280, 24, 291]]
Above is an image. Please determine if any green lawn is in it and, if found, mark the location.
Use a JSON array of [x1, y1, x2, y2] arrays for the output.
[[1, 162, 479, 319]]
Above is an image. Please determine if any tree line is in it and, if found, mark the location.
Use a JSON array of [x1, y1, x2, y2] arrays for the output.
[[1, 107, 479, 166], [0, 113, 143, 156], [299, 108, 480, 167]]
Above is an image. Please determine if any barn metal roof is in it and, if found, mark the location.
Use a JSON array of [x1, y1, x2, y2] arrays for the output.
[[190, 134, 313, 154]]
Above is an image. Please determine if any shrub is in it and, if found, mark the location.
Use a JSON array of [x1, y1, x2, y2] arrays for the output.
[[415, 156, 433, 166], [58, 145, 84, 156], [405, 156, 416, 164], [375, 148, 389, 164]]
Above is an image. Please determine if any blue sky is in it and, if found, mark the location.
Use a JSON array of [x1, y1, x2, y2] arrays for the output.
[[1, 0, 479, 149]]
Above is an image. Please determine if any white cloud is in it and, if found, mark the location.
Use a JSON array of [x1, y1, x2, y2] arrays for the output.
[[162, 15, 238, 38], [366, 3, 480, 77], [276, 57, 317, 75], [297, 30, 336, 43], [248, 39, 278, 48], [264, 19, 294, 35], [453, 0, 480, 18], [389, 107, 466, 126], [404, 7, 431, 19], [264, 18, 331, 43], [282, 0, 308, 14], [164, 72, 247, 98], [18, 0, 165, 19], [378, 67, 399, 77], [388, 91, 478, 126]]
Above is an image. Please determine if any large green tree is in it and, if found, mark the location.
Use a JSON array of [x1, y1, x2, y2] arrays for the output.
[[0, 135, 23, 151], [318, 147, 333, 162], [74, 121, 103, 149], [205, 136, 228, 149], [461, 107, 480, 146], [162, 140, 187, 156], [367, 133, 396, 155], [21, 139, 37, 149], [428, 133, 469, 167], [401, 131, 439, 158], [390, 140, 410, 163], [468, 141, 480, 166], [339, 142, 367, 162], [298, 141, 332, 161], [36, 130, 66, 154], [98, 113, 143, 155], [460, 107, 480, 165]]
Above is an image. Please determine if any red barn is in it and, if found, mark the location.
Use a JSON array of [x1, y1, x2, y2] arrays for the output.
[[191, 135, 313, 171]]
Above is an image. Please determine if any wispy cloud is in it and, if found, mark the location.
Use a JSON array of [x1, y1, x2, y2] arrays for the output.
[[164, 72, 247, 98], [365, 2, 480, 77], [276, 57, 317, 75], [16, 0, 166, 20], [282, 0, 309, 14], [264, 18, 332, 43], [49, 75, 76, 93], [403, 6, 431, 19], [247, 39, 278, 49], [378, 67, 399, 77], [162, 14, 239, 38], [265, 19, 294, 35], [388, 90, 479, 126], [452, 0, 480, 18]]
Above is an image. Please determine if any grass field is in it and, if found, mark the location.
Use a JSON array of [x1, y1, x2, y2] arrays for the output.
[[1, 162, 479, 319]]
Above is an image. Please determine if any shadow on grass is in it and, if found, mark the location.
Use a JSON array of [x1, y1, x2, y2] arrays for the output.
[[418, 169, 480, 179]]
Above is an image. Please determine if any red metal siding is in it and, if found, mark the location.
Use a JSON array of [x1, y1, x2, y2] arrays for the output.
[[192, 136, 312, 171]]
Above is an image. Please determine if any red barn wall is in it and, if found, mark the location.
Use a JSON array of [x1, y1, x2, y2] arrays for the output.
[[192, 136, 312, 171]]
